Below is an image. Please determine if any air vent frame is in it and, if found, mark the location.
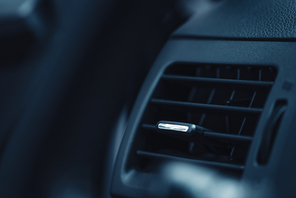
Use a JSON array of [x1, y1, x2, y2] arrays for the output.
[[135, 62, 276, 176], [111, 39, 296, 198]]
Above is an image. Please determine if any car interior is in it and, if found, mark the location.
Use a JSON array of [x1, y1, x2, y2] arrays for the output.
[[0, 0, 296, 197]]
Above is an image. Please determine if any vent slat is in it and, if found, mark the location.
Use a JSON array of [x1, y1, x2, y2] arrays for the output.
[[142, 124, 252, 144], [162, 75, 273, 90], [203, 131, 252, 144], [151, 99, 262, 117], [137, 150, 245, 170]]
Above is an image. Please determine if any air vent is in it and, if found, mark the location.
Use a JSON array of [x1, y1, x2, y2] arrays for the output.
[[129, 63, 277, 177]]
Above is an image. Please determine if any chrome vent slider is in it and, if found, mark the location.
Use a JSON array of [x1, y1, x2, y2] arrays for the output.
[[156, 121, 252, 145], [156, 120, 223, 146], [156, 121, 208, 136]]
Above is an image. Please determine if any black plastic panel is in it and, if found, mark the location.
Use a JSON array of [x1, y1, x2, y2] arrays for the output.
[[173, 0, 296, 40], [111, 39, 296, 198]]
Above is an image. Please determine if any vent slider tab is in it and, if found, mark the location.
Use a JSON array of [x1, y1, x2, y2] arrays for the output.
[[155, 121, 252, 145], [156, 121, 208, 137]]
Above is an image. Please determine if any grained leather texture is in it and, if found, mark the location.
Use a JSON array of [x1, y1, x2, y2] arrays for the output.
[[173, 0, 296, 40]]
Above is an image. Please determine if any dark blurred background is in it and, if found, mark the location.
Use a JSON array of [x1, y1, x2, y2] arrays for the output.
[[0, 0, 213, 197]]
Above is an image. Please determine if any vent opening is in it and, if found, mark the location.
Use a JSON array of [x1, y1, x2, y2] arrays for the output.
[[129, 63, 277, 177]]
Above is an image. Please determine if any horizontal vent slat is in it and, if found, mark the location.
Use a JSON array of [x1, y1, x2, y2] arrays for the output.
[[137, 150, 245, 170], [203, 131, 252, 144], [162, 75, 273, 90], [142, 124, 252, 144], [151, 99, 262, 117]]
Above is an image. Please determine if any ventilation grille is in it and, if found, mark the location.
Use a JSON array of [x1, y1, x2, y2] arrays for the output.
[[130, 63, 277, 177]]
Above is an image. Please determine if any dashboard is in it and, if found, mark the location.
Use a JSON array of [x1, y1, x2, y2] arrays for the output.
[[0, 0, 295, 198]]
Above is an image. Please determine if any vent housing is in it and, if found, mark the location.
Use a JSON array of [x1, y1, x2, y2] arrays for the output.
[[129, 63, 277, 177]]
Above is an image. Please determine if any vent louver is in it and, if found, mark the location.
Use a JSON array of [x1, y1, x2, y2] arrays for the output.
[[130, 63, 277, 177]]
